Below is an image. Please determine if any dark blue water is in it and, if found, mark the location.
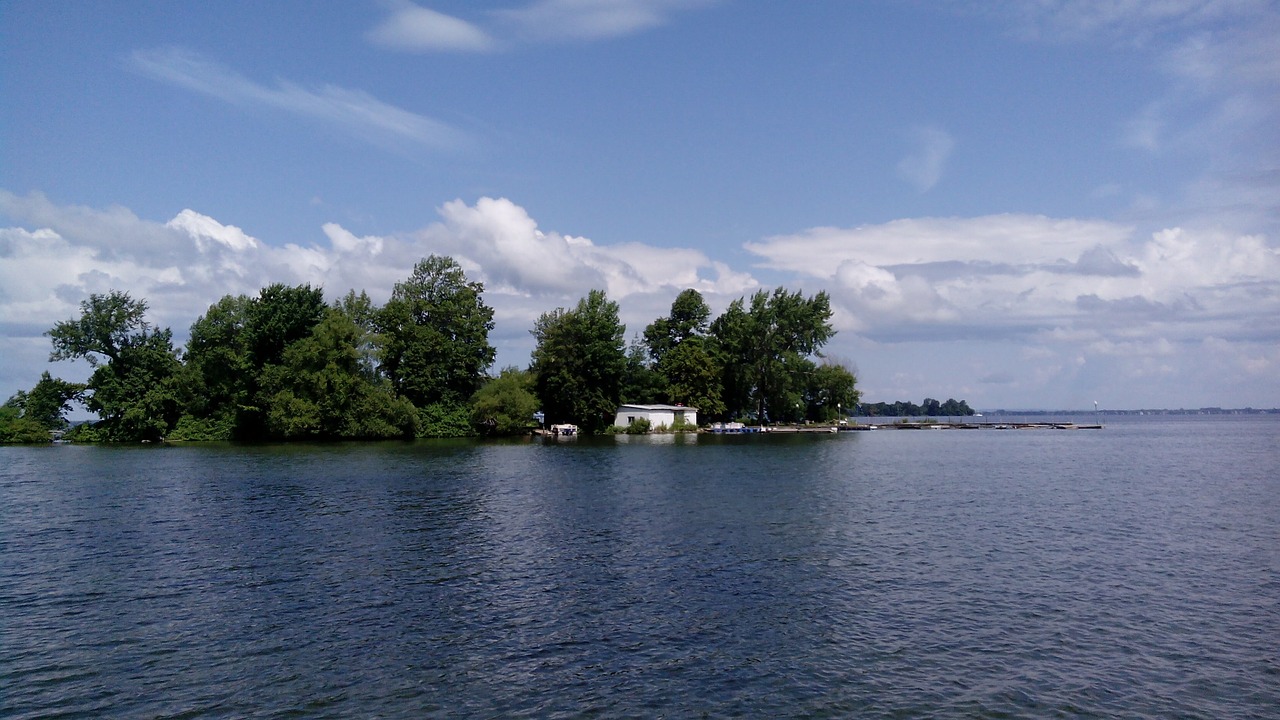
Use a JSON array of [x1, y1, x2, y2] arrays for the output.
[[3, 417, 1277, 718]]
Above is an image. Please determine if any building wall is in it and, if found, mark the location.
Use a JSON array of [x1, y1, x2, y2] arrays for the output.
[[614, 407, 697, 429]]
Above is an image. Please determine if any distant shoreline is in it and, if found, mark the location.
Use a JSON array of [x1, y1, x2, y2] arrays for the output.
[[971, 408, 1278, 416]]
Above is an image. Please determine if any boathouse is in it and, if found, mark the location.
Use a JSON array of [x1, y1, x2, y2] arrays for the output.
[[614, 404, 698, 430]]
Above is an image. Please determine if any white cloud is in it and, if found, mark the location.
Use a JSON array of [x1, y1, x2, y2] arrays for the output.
[[496, 0, 674, 40], [366, 0, 712, 51], [747, 214, 1131, 271], [128, 47, 472, 153], [895, 126, 954, 192], [4, 191, 1275, 409], [367, 1, 495, 52], [984, 2, 1280, 239], [745, 213, 1279, 353], [0, 191, 757, 400], [166, 209, 259, 252], [988, 0, 1272, 42], [401, 196, 755, 302]]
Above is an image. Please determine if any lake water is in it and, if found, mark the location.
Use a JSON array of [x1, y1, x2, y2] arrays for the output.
[[2, 416, 1277, 718]]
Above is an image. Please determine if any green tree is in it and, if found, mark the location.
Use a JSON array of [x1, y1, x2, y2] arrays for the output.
[[658, 337, 725, 418], [176, 294, 253, 439], [48, 291, 151, 367], [376, 256, 495, 409], [335, 289, 381, 380], [0, 401, 50, 443], [245, 283, 328, 368], [470, 367, 539, 436], [938, 398, 974, 417], [643, 288, 711, 364], [84, 330, 183, 441], [620, 336, 667, 404], [1, 373, 84, 443], [47, 291, 181, 441], [530, 289, 627, 435], [641, 289, 721, 416], [805, 362, 859, 422], [12, 372, 85, 430], [233, 284, 328, 437], [709, 287, 834, 423], [259, 309, 417, 439]]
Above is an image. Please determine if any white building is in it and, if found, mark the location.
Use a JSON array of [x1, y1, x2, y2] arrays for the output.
[[614, 404, 698, 430]]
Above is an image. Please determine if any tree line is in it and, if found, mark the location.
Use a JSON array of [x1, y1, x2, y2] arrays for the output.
[[860, 398, 975, 417], [2, 255, 858, 442]]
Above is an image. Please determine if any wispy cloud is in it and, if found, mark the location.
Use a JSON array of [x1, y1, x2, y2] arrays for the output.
[[128, 47, 473, 153], [368, 0, 712, 51], [495, 0, 693, 41], [895, 126, 954, 192], [366, 0, 495, 52], [986, 0, 1272, 43], [979, 1, 1280, 235]]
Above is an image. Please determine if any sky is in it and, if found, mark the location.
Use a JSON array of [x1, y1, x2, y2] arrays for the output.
[[2, 0, 1278, 412]]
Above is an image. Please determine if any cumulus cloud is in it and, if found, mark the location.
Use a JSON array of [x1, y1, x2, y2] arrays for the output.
[[0, 191, 758, 401], [747, 214, 1131, 271], [403, 197, 754, 300], [4, 191, 1276, 408], [366, 1, 495, 52], [128, 47, 472, 153], [746, 213, 1279, 351], [896, 126, 954, 192]]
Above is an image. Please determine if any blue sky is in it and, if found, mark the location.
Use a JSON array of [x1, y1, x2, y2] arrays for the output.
[[3, 0, 1278, 411]]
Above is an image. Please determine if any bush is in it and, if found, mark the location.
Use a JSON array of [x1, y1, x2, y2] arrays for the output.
[[469, 368, 539, 436], [624, 417, 652, 434], [168, 414, 236, 441], [0, 407, 51, 443], [669, 416, 695, 433], [63, 422, 108, 443], [417, 402, 473, 438]]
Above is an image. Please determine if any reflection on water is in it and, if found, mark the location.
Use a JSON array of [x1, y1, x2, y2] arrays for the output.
[[2, 417, 1278, 718]]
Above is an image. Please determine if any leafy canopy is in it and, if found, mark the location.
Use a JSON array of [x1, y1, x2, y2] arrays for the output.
[[376, 255, 495, 408], [530, 289, 626, 435]]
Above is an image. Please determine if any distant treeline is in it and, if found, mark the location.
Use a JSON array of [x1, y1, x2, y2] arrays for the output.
[[861, 398, 975, 417], [2, 255, 859, 443]]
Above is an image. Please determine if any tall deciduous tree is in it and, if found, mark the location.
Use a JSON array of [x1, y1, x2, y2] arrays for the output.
[[709, 287, 835, 423], [234, 284, 328, 437], [805, 361, 859, 422], [47, 291, 182, 441], [12, 371, 85, 430], [244, 283, 328, 369], [335, 290, 380, 380], [178, 293, 253, 438], [48, 290, 152, 367], [530, 289, 626, 434], [620, 336, 667, 404], [259, 309, 417, 439], [643, 288, 712, 365], [644, 289, 722, 417], [376, 256, 495, 408], [658, 337, 725, 417]]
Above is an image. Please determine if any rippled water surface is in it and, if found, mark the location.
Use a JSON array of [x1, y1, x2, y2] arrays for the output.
[[3, 416, 1278, 718]]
